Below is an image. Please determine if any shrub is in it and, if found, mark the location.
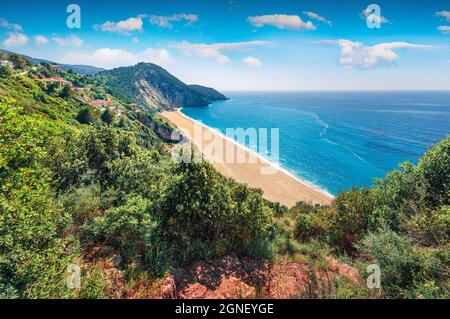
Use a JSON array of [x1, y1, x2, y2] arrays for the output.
[[46, 82, 59, 94], [82, 196, 157, 264], [370, 162, 428, 232], [59, 184, 102, 227], [76, 107, 97, 124], [79, 267, 109, 299], [328, 188, 373, 252], [359, 230, 448, 298], [0, 101, 75, 298], [417, 135, 450, 206], [160, 158, 275, 265], [407, 205, 450, 245], [59, 84, 72, 99], [295, 213, 322, 242], [0, 65, 12, 78], [101, 109, 115, 125]]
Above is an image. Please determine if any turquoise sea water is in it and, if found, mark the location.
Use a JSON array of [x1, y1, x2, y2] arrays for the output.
[[181, 92, 450, 195]]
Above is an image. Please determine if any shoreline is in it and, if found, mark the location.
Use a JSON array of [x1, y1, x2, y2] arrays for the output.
[[161, 109, 334, 207], [177, 108, 335, 199]]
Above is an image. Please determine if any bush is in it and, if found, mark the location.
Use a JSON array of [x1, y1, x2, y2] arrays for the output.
[[101, 109, 115, 125], [369, 161, 429, 233], [34, 92, 48, 104], [328, 188, 373, 252], [60, 84, 72, 99], [0, 65, 12, 78], [76, 107, 97, 124], [360, 230, 448, 298], [295, 213, 322, 242], [407, 205, 450, 245], [83, 196, 157, 264], [160, 158, 275, 265], [46, 82, 59, 94], [79, 267, 109, 299], [0, 101, 75, 298], [59, 184, 102, 227], [417, 136, 450, 206]]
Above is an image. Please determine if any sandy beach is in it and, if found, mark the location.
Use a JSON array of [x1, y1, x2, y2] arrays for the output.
[[161, 110, 333, 207]]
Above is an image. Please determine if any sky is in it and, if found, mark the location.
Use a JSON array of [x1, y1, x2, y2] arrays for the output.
[[0, 0, 449, 90]]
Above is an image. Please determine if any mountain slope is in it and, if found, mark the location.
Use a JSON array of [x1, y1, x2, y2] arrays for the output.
[[189, 84, 227, 101], [95, 62, 227, 110], [0, 49, 104, 75]]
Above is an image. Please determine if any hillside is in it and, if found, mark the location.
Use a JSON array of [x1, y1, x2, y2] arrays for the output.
[[0, 49, 104, 75], [0, 52, 448, 300], [189, 84, 227, 101], [95, 62, 227, 110]]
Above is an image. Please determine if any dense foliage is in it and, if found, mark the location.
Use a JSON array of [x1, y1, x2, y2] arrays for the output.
[[95, 62, 226, 110], [0, 64, 276, 297], [293, 136, 450, 298], [0, 56, 448, 299]]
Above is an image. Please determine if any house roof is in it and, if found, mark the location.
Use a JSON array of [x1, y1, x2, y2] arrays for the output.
[[90, 99, 106, 106]]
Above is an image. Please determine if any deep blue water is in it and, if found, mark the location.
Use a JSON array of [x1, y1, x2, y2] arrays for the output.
[[181, 92, 450, 195]]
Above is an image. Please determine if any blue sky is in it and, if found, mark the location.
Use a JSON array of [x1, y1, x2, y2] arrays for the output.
[[1, 0, 449, 90]]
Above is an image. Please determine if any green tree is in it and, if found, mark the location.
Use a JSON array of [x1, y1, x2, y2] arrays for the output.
[[0, 65, 12, 78], [76, 107, 96, 124], [360, 230, 448, 298], [100, 108, 115, 125], [46, 82, 59, 94], [83, 196, 156, 263], [8, 53, 28, 69], [328, 188, 374, 251], [160, 153, 274, 264], [0, 100, 75, 298], [59, 84, 73, 98], [417, 136, 450, 206]]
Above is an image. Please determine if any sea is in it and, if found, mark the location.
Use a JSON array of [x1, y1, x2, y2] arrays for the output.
[[181, 91, 450, 196]]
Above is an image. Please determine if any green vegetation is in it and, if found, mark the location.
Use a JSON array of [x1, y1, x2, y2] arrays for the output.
[[76, 107, 97, 124], [8, 53, 29, 69], [292, 136, 450, 298], [0, 62, 275, 298], [101, 108, 115, 125], [0, 55, 448, 299], [95, 62, 227, 110]]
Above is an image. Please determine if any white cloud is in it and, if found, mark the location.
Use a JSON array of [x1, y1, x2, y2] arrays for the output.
[[0, 18, 23, 31], [336, 39, 434, 69], [361, 8, 389, 24], [34, 35, 48, 45], [3, 32, 28, 47], [93, 17, 143, 35], [52, 34, 83, 48], [146, 13, 198, 29], [58, 48, 173, 69], [132, 37, 139, 43], [436, 10, 450, 21], [242, 56, 262, 68], [171, 40, 270, 63], [437, 25, 450, 34], [303, 11, 332, 26], [248, 14, 316, 30]]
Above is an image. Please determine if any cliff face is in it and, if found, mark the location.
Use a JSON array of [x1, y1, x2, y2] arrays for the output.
[[95, 63, 227, 111], [136, 112, 181, 143], [188, 84, 228, 102]]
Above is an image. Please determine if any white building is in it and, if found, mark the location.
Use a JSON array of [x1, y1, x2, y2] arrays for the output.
[[0, 60, 14, 68]]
